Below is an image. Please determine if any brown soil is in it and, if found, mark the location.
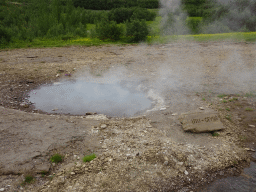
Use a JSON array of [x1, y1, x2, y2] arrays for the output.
[[0, 42, 255, 191]]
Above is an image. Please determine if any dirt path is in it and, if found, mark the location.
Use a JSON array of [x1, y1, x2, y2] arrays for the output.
[[0, 42, 255, 191]]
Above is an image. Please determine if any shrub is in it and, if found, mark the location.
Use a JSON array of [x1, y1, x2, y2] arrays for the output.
[[95, 18, 123, 41], [126, 19, 149, 42], [83, 153, 96, 162], [108, 7, 156, 24], [0, 25, 11, 44], [50, 154, 63, 163], [186, 17, 202, 34]]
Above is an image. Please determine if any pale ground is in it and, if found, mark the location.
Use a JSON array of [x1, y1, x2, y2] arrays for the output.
[[0, 41, 255, 191]]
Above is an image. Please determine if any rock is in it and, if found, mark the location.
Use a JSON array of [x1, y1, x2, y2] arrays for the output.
[[184, 170, 189, 175], [35, 163, 51, 173], [248, 124, 255, 128], [199, 107, 204, 110], [70, 172, 75, 175], [164, 161, 169, 166], [245, 148, 256, 152], [160, 107, 166, 111], [52, 108, 58, 111], [179, 111, 224, 133], [177, 162, 184, 166], [20, 103, 29, 108], [172, 113, 178, 116], [0, 188, 4, 191], [100, 124, 107, 129], [56, 74, 60, 77]]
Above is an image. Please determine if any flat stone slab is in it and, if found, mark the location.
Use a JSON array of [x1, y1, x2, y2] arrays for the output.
[[179, 111, 224, 133]]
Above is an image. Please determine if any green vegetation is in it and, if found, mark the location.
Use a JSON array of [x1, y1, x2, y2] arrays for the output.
[[245, 108, 254, 111], [202, 97, 205, 101], [211, 132, 219, 137], [217, 94, 226, 98], [225, 114, 232, 121], [126, 19, 149, 42], [226, 108, 230, 111], [83, 153, 96, 162], [222, 100, 228, 103], [245, 92, 256, 98], [1, 0, 256, 49], [50, 154, 63, 163], [21, 175, 34, 186], [73, 0, 159, 10]]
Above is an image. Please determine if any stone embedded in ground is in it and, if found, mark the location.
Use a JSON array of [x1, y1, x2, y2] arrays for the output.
[[179, 111, 224, 133], [35, 163, 51, 173]]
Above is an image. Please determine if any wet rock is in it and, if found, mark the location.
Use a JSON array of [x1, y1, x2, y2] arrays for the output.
[[179, 111, 224, 133]]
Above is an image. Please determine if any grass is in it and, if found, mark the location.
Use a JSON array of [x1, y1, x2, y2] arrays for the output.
[[21, 175, 34, 186], [226, 108, 230, 111], [202, 97, 205, 101], [83, 153, 96, 162], [211, 132, 219, 137], [50, 154, 63, 163], [222, 100, 228, 103], [244, 92, 256, 98], [217, 94, 226, 98], [225, 114, 232, 121], [245, 108, 254, 111]]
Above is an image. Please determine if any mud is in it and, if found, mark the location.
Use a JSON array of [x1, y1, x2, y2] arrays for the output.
[[0, 42, 255, 191]]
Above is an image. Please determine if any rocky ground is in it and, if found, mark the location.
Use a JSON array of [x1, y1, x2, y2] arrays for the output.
[[0, 41, 255, 191]]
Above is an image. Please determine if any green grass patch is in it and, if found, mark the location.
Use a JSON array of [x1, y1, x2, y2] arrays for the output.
[[217, 94, 227, 98], [202, 97, 205, 101], [245, 92, 256, 98], [21, 175, 34, 186], [50, 154, 63, 163], [245, 108, 254, 111], [222, 100, 228, 103], [83, 153, 96, 162], [226, 108, 230, 111], [225, 114, 232, 121], [211, 132, 219, 137]]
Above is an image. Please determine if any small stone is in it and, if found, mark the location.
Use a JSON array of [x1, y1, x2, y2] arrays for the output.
[[160, 107, 166, 111], [102, 144, 107, 149], [52, 163, 56, 167], [100, 124, 107, 129], [177, 162, 184, 166], [0, 188, 4, 191], [184, 170, 189, 175], [199, 107, 204, 110], [164, 156, 168, 161], [56, 74, 60, 77], [249, 124, 255, 128], [70, 172, 75, 175], [84, 168, 88, 171], [172, 113, 178, 116], [20, 103, 29, 108], [52, 108, 58, 111], [144, 171, 150, 173], [164, 161, 168, 166]]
